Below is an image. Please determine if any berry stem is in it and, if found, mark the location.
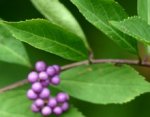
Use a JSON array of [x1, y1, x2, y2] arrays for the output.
[[1, 58, 150, 93]]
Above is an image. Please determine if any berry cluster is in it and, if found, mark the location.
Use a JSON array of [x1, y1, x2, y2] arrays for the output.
[[27, 61, 69, 116]]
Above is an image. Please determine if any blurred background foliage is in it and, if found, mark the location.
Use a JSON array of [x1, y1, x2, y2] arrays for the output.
[[0, 0, 150, 117]]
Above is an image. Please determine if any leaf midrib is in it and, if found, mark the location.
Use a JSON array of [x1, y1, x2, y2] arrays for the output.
[[61, 80, 150, 88]]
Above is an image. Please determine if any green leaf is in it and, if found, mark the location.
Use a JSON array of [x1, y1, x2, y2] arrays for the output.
[[31, 0, 89, 49], [71, 0, 137, 54], [0, 25, 31, 67], [57, 63, 150, 104], [138, 0, 150, 24], [137, 0, 150, 61], [0, 90, 84, 117], [110, 17, 150, 46], [0, 19, 88, 61]]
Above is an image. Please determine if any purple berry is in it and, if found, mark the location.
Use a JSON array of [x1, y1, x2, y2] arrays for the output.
[[53, 65, 61, 74], [27, 89, 38, 100], [48, 98, 57, 108], [27, 71, 38, 83], [50, 75, 60, 85], [35, 61, 46, 72], [34, 98, 44, 108], [41, 106, 52, 116], [31, 103, 40, 113], [41, 79, 50, 87], [39, 88, 50, 99], [46, 66, 56, 76], [56, 92, 68, 103], [32, 82, 43, 93], [39, 72, 48, 81], [61, 102, 69, 111], [53, 106, 63, 115]]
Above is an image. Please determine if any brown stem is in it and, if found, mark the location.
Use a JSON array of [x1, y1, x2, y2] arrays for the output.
[[61, 60, 89, 70], [91, 59, 150, 67], [1, 58, 150, 94]]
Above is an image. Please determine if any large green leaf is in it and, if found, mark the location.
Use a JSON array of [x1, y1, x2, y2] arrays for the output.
[[0, 90, 84, 117], [71, 0, 137, 54], [138, 0, 150, 24], [0, 25, 31, 67], [110, 17, 150, 45], [31, 0, 89, 49], [0, 19, 88, 61], [57, 63, 150, 104]]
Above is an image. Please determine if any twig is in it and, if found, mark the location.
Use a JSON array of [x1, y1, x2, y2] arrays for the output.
[[0, 79, 28, 94], [61, 60, 89, 70], [0, 60, 89, 94], [1, 58, 150, 94], [91, 59, 150, 67]]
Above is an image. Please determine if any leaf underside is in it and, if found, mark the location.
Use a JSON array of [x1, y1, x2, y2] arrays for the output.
[[137, 0, 150, 60], [138, 0, 150, 24]]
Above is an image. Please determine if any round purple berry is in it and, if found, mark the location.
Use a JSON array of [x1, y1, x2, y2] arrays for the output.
[[31, 103, 40, 113], [48, 98, 57, 108], [41, 79, 50, 87], [27, 71, 38, 83], [34, 98, 44, 108], [61, 102, 69, 111], [53, 106, 63, 115], [41, 106, 52, 116], [27, 89, 38, 100], [53, 65, 61, 74], [46, 66, 56, 76], [32, 82, 43, 93], [39, 71, 48, 81], [39, 88, 50, 99], [35, 61, 46, 72], [50, 75, 60, 85], [56, 92, 68, 103]]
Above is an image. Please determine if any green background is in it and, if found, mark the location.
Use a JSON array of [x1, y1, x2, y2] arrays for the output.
[[1, 0, 150, 117]]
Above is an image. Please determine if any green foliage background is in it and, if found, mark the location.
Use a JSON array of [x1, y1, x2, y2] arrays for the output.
[[0, 0, 150, 117]]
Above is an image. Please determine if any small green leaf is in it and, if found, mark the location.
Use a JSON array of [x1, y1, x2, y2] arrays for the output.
[[57, 63, 150, 104], [0, 25, 31, 67], [71, 0, 137, 54], [138, 0, 150, 24], [0, 90, 84, 117], [110, 17, 150, 46], [1, 19, 88, 61], [31, 0, 89, 49]]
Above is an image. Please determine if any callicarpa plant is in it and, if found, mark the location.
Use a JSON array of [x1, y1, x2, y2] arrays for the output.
[[1, 0, 150, 117]]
